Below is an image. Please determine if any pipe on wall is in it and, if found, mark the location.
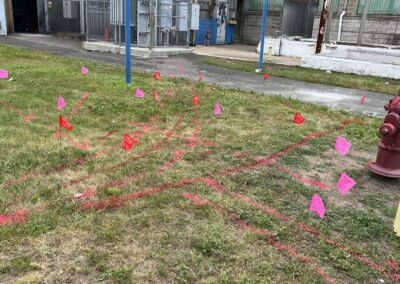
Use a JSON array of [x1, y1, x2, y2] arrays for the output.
[[337, 10, 345, 42], [336, 0, 348, 42]]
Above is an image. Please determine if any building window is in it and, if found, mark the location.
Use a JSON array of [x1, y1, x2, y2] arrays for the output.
[[357, 0, 400, 15], [246, 0, 284, 11]]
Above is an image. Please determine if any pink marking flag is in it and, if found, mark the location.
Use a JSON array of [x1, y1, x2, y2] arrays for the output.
[[57, 96, 66, 111], [136, 88, 145, 99], [0, 70, 9, 79], [337, 172, 356, 195], [335, 136, 352, 156], [81, 66, 88, 75], [214, 101, 221, 116], [198, 72, 203, 81], [361, 96, 366, 104], [309, 194, 325, 219], [263, 73, 269, 80]]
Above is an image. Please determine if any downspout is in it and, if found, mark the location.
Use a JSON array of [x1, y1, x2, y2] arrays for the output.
[[337, 0, 348, 42]]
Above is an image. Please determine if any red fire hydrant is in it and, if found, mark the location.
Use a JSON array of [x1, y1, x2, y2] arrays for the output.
[[368, 93, 400, 178]]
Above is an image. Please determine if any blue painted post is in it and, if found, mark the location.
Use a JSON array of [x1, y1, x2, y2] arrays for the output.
[[125, 0, 131, 84], [257, 0, 268, 72]]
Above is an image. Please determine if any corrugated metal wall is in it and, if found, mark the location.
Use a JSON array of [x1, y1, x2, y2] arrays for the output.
[[357, 0, 400, 15], [246, 0, 284, 11]]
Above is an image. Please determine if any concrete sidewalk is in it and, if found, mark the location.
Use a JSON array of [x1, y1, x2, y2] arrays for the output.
[[193, 44, 301, 66], [0, 34, 393, 118]]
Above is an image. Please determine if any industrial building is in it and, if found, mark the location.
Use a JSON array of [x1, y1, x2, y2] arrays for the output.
[[0, 0, 399, 47]]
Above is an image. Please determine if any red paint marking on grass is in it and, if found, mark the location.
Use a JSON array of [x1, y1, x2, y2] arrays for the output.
[[81, 178, 201, 211], [0, 114, 161, 190], [203, 177, 224, 194], [159, 150, 186, 173], [0, 99, 36, 123], [183, 193, 336, 284], [97, 130, 118, 140], [221, 120, 357, 177], [232, 192, 400, 282], [186, 121, 218, 148], [73, 187, 97, 200], [0, 209, 29, 225], [67, 92, 91, 118], [269, 164, 330, 190], [60, 116, 184, 193], [102, 173, 146, 189], [55, 130, 89, 151]]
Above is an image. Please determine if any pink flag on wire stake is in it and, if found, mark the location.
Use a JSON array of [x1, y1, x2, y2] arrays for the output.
[[337, 172, 356, 195], [58, 96, 66, 111], [214, 101, 221, 116], [309, 194, 325, 219], [81, 66, 88, 75], [335, 136, 352, 156], [0, 70, 8, 79], [136, 88, 145, 99]]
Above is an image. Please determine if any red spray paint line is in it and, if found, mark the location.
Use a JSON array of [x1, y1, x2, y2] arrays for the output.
[[221, 120, 357, 177], [183, 193, 337, 284], [268, 164, 330, 190], [97, 130, 118, 140], [199, 177, 398, 282], [0, 209, 29, 226], [0, 99, 36, 123], [0, 114, 161, 190], [232, 192, 400, 282], [159, 150, 186, 173], [67, 92, 91, 119], [80, 178, 202, 211], [203, 176, 225, 194], [361, 96, 367, 104], [54, 130, 89, 151], [59, 116, 184, 193], [186, 121, 218, 148], [73, 187, 97, 200]]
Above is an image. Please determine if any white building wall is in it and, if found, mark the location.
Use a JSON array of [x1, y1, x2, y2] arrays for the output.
[[0, 0, 7, 35]]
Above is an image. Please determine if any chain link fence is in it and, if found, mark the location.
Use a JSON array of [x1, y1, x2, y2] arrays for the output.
[[86, 0, 192, 48]]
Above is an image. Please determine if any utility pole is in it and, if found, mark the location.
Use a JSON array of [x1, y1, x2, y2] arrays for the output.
[[315, 0, 328, 54], [125, 0, 131, 84], [357, 0, 370, 46], [257, 0, 269, 72], [325, 0, 335, 42]]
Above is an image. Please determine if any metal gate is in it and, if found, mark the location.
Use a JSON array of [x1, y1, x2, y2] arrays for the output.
[[281, 0, 318, 38], [86, 0, 191, 48]]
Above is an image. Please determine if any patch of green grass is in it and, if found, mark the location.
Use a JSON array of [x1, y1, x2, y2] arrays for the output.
[[0, 256, 37, 274], [200, 56, 399, 95]]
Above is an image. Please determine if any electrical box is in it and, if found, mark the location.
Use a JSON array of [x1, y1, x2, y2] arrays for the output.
[[159, 0, 173, 28], [191, 4, 200, 30], [63, 0, 78, 19], [137, 0, 151, 47], [175, 2, 188, 32]]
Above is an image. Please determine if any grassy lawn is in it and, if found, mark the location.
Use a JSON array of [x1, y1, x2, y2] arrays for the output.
[[0, 44, 399, 283], [200, 56, 400, 96]]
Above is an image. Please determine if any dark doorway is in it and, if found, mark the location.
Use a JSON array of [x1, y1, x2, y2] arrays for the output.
[[12, 0, 39, 33], [281, 0, 318, 38], [235, 0, 244, 41]]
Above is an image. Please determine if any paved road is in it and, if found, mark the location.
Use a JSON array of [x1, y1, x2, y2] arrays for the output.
[[0, 33, 395, 118]]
